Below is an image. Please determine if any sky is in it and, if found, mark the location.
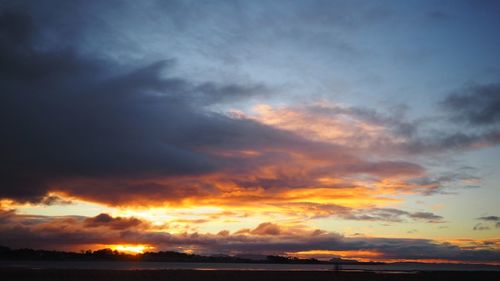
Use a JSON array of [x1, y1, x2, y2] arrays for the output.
[[0, 0, 499, 264]]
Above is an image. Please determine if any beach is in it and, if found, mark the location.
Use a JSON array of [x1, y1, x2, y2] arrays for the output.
[[1, 268, 499, 281]]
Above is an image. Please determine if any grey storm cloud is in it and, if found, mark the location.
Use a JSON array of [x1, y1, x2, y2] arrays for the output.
[[410, 88, 500, 150], [442, 83, 500, 126], [84, 213, 143, 230], [476, 216, 500, 229], [399, 83, 500, 154], [0, 9, 292, 202], [0, 2, 495, 206], [0, 2, 496, 218], [0, 8, 433, 205], [477, 216, 500, 222]]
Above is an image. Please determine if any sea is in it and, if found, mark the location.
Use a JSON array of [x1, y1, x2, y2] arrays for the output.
[[0, 261, 499, 272]]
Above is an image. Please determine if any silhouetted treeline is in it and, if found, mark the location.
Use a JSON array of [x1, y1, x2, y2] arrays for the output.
[[266, 255, 322, 264], [0, 246, 381, 264]]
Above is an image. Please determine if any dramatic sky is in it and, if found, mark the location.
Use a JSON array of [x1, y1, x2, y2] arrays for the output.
[[0, 0, 499, 264]]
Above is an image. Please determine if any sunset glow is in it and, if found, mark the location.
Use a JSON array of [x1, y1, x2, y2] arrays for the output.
[[290, 250, 383, 261], [109, 245, 153, 254]]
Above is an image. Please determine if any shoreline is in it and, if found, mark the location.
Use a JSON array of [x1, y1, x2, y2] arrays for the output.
[[1, 268, 499, 281], [1, 260, 499, 272]]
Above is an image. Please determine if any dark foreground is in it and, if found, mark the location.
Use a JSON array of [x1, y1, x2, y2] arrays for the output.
[[1, 269, 499, 281]]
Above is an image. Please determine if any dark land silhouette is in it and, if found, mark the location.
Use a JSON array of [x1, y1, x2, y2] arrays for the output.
[[0, 245, 380, 265], [2, 245, 499, 281]]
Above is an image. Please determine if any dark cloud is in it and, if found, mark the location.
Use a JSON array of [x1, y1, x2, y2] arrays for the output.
[[402, 125, 500, 156], [473, 223, 490, 231], [84, 213, 143, 230], [416, 81, 500, 154], [477, 216, 500, 222], [2, 4, 488, 207], [403, 167, 482, 195], [408, 212, 443, 222], [276, 202, 444, 223], [0, 10, 34, 45], [0, 9, 355, 204], [442, 83, 500, 126], [475, 216, 500, 230], [0, 15, 221, 199], [392, 82, 500, 154], [345, 208, 443, 223], [0, 7, 435, 207]]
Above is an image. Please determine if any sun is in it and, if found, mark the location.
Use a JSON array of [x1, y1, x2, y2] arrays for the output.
[[109, 244, 153, 254]]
